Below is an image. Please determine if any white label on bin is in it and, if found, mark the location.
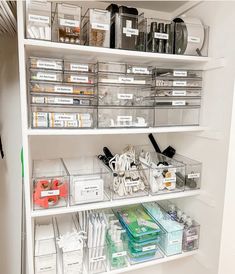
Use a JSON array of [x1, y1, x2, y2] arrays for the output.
[[117, 115, 132, 122], [125, 180, 139, 187], [173, 70, 187, 77], [118, 93, 133, 100], [90, 256, 106, 262], [29, 14, 49, 24], [47, 97, 73, 105], [132, 67, 149, 74], [123, 27, 139, 37], [36, 60, 57, 70], [71, 75, 88, 83], [188, 36, 201, 43], [82, 185, 99, 194], [119, 77, 134, 83], [41, 189, 60, 197], [173, 81, 187, 87], [55, 85, 73, 93], [32, 97, 45, 104], [163, 177, 176, 183], [172, 90, 187, 96], [112, 251, 127, 258], [91, 22, 109, 30], [172, 100, 186, 106], [142, 245, 156, 252], [51, 113, 76, 121], [188, 173, 200, 179], [187, 235, 198, 242], [70, 64, 89, 72], [154, 32, 169, 40], [169, 239, 181, 244], [37, 72, 57, 81], [60, 19, 80, 27]]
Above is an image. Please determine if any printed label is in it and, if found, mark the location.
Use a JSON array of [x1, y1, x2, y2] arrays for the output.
[[60, 19, 80, 27], [117, 116, 132, 122], [169, 239, 181, 244], [29, 14, 49, 24], [47, 97, 73, 105], [172, 90, 187, 96], [118, 77, 134, 83], [132, 67, 149, 74], [187, 235, 199, 242], [173, 70, 187, 77], [81, 185, 99, 194], [173, 81, 187, 87], [172, 100, 186, 106], [188, 173, 200, 179], [123, 27, 139, 37], [41, 190, 60, 197], [188, 36, 201, 43], [125, 180, 139, 187], [32, 97, 45, 104], [90, 256, 106, 263], [71, 75, 88, 83], [112, 251, 127, 258], [142, 245, 156, 252], [163, 177, 176, 183], [70, 64, 89, 72], [154, 32, 169, 40], [36, 60, 57, 70], [37, 72, 57, 81], [91, 23, 109, 30], [52, 113, 76, 121], [55, 86, 73, 93], [118, 93, 133, 100]]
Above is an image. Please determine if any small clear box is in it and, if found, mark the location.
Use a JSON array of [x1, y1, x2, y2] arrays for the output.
[[86, 246, 107, 274], [30, 69, 63, 82], [26, 0, 51, 41], [62, 157, 111, 205], [29, 57, 63, 71], [32, 159, 69, 210], [53, 3, 81, 44], [156, 88, 201, 97], [82, 9, 111, 48], [154, 69, 202, 79], [64, 72, 96, 84], [64, 61, 96, 73]]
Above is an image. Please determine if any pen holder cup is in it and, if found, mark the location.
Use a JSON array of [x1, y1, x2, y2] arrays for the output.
[[86, 245, 108, 274]]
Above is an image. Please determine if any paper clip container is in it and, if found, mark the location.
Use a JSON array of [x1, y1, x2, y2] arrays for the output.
[[26, 0, 51, 41], [62, 157, 111, 206], [32, 159, 69, 210], [86, 245, 108, 274], [55, 214, 84, 274], [34, 217, 57, 274]]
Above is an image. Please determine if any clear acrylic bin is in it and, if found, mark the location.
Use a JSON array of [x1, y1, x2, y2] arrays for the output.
[[62, 157, 111, 205], [155, 78, 202, 88], [154, 106, 200, 126], [154, 69, 202, 79], [34, 218, 57, 274], [146, 18, 174, 54], [64, 72, 96, 84], [155, 98, 201, 107], [98, 107, 154, 128], [64, 61, 96, 73], [30, 81, 96, 96], [32, 159, 69, 210], [173, 154, 202, 190], [156, 88, 201, 97], [30, 69, 63, 82], [98, 84, 155, 106], [53, 3, 81, 44], [115, 12, 146, 51], [86, 246, 107, 274], [98, 72, 152, 85], [82, 9, 111, 48], [26, 0, 51, 41], [143, 202, 184, 256], [29, 57, 63, 71]]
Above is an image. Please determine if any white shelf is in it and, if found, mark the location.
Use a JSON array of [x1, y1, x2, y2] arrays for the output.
[[24, 39, 210, 68], [31, 190, 200, 218], [27, 126, 205, 136]]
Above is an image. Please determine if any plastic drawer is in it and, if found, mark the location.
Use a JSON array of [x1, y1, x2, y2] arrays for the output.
[[62, 157, 111, 205], [154, 69, 202, 79], [155, 78, 202, 88], [64, 61, 96, 72], [98, 84, 155, 106], [98, 107, 154, 128], [30, 69, 63, 82], [155, 98, 201, 107], [154, 106, 200, 126], [29, 57, 63, 71], [32, 159, 69, 210], [64, 72, 96, 84], [156, 88, 201, 97]]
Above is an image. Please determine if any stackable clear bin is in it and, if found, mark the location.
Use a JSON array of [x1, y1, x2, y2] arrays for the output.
[[115, 13, 146, 51], [154, 69, 202, 79], [64, 72, 96, 84], [64, 61, 96, 73], [26, 0, 51, 41], [173, 154, 202, 190], [98, 107, 154, 128], [32, 159, 69, 210], [62, 157, 111, 205], [82, 8, 111, 48], [53, 3, 81, 44], [98, 84, 155, 106], [29, 57, 63, 71], [86, 246, 107, 274], [156, 88, 201, 97], [30, 69, 63, 82], [146, 18, 174, 54], [154, 106, 200, 126], [155, 98, 201, 107], [155, 78, 202, 88], [31, 106, 96, 128], [34, 218, 57, 274]]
